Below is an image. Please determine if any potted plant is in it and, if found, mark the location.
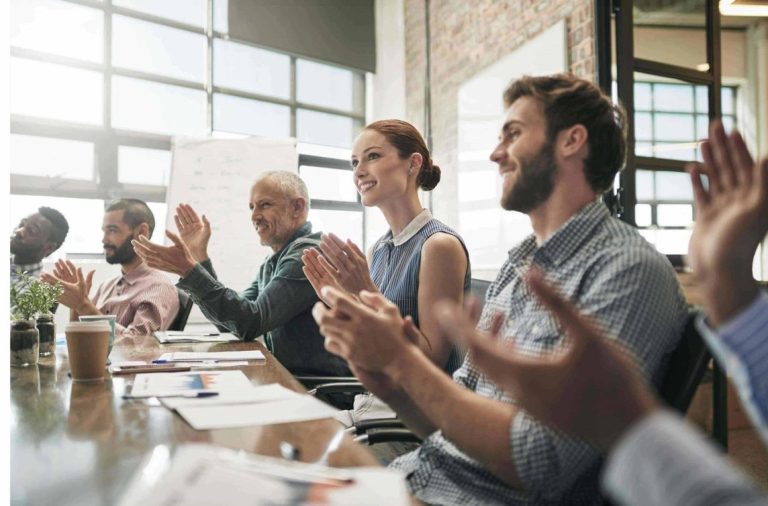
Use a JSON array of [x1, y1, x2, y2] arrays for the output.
[[11, 271, 63, 366]]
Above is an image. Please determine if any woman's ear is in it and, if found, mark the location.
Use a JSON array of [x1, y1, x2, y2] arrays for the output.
[[409, 152, 424, 175]]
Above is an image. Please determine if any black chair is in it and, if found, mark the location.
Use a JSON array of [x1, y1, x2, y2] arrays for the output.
[[469, 277, 492, 314], [658, 309, 711, 413], [168, 289, 194, 331]]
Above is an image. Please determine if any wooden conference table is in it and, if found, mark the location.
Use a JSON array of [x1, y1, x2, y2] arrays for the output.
[[10, 335, 379, 505]]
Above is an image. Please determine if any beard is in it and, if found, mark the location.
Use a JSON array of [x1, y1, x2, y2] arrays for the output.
[[105, 234, 137, 265], [500, 142, 558, 214]]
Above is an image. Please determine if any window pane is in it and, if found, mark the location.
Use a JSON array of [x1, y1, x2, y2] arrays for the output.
[[299, 166, 357, 202], [118, 146, 171, 186], [113, 15, 206, 82], [635, 112, 652, 140], [636, 142, 653, 157], [213, 94, 290, 138], [722, 116, 735, 134], [11, 135, 94, 180], [657, 204, 692, 227], [459, 170, 497, 202], [10, 195, 105, 256], [213, 39, 290, 99], [112, 76, 207, 135], [297, 60, 355, 112], [308, 210, 363, 247], [655, 171, 693, 201], [721, 88, 735, 115], [655, 229, 692, 255], [636, 170, 654, 200], [652, 84, 694, 112], [113, 0, 206, 28], [695, 85, 708, 113], [635, 204, 652, 227], [297, 109, 357, 148], [634, 82, 652, 110], [696, 114, 709, 140], [11, 0, 103, 63], [652, 143, 696, 161], [654, 113, 695, 142], [10, 57, 102, 125], [213, 0, 228, 33]]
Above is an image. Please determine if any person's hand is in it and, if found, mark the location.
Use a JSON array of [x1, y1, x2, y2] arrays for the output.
[[302, 248, 346, 305], [436, 270, 657, 452], [316, 233, 377, 295], [348, 363, 403, 403], [312, 287, 418, 374], [174, 203, 211, 262], [132, 231, 197, 278], [687, 121, 768, 326], [41, 267, 94, 313], [51, 259, 79, 284]]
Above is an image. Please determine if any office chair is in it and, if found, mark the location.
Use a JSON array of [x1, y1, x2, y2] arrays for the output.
[[167, 289, 194, 331]]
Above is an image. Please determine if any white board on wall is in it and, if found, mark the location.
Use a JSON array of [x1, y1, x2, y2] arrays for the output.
[[167, 137, 298, 323]]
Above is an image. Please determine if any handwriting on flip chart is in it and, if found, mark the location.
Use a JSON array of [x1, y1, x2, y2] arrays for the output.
[[167, 137, 298, 323]]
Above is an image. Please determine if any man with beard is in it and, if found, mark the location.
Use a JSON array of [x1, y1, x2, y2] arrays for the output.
[[42, 199, 179, 337], [11, 206, 69, 290], [312, 74, 687, 504]]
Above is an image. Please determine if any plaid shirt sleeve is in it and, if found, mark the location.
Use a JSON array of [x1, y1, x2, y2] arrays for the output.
[[510, 247, 687, 499]]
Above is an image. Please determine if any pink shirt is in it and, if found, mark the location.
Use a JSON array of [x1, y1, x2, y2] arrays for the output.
[[92, 262, 180, 336]]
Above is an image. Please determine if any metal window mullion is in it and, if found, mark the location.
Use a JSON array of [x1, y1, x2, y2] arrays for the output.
[[10, 47, 105, 72], [310, 200, 363, 212], [98, 0, 118, 201], [112, 68, 207, 91], [290, 56, 297, 138], [616, 0, 636, 225], [206, 0, 214, 134], [110, 5, 206, 35]]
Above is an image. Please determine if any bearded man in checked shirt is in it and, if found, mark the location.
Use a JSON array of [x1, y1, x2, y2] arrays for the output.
[[313, 74, 688, 505]]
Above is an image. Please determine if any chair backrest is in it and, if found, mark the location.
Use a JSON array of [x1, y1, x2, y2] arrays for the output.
[[658, 310, 711, 413], [167, 289, 194, 331]]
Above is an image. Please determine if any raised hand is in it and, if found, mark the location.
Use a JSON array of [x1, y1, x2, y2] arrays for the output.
[[174, 203, 212, 262], [435, 270, 657, 451], [41, 267, 95, 312], [52, 259, 79, 284], [132, 231, 197, 277], [302, 248, 345, 305], [316, 233, 378, 296], [687, 121, 768, 325]]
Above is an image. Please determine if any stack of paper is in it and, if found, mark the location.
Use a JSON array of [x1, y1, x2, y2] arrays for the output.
[[118, 444, 409, 506], [154, 331, 240, 344], [154, 350, 265, 362]]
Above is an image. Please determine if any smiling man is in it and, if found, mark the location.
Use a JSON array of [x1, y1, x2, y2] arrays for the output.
[[42, 199, 179, 337], [132, 171, 350, 377], [313, 74, 688, 504]]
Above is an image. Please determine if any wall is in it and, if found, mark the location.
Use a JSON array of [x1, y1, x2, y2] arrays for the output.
[[403, 0, 595, 229]]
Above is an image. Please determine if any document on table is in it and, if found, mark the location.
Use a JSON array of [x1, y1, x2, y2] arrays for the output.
[[154, 331, 240, 344], [118, 444, 409, 506], [176, 395, 339, 430], [128, 370, 255, 398], [160, 383, 299, 410], [155, 350, 265, 362]]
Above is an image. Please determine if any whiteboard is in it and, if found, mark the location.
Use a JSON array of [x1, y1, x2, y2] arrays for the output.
[[167, 137, 298, 323]]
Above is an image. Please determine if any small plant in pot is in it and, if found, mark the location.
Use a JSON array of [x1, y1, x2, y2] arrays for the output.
[[11, 271, 63, 367]]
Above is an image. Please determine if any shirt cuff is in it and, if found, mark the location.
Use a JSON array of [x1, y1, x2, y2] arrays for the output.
[[696, 291, 768, 349]]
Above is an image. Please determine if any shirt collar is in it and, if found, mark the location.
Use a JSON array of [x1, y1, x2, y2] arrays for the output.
[[121, 261, 153, 286], [273, 221, 313, 257], [390, 209, 432, 246], [507, 200, 609, 267], [10, 256, 43, 275]]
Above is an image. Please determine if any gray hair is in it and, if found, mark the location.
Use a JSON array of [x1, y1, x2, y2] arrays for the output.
[[257, 171, 310, 205]]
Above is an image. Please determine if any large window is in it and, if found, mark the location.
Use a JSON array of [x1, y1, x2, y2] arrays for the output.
[[10, 0, 365, 256], [633, 82, 737, 255]]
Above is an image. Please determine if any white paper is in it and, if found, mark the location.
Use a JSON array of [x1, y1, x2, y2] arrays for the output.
[[129, 370, 254, 398], [160, 383, 299, 410], [156, 350, 265, 362], [118, 444, 408, 506], [154, 331, 240, 343], [176, 396, 339, 430]]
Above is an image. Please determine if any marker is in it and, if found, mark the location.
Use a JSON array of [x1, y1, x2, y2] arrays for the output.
[[181, 390, 219, 398]]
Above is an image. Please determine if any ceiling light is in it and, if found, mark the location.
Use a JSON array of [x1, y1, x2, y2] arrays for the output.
[[720, 0, 768, 16], [696, 63, 710, 71]]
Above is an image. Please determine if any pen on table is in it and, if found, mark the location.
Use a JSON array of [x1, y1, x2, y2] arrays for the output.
[[122, 390, 219, 399]]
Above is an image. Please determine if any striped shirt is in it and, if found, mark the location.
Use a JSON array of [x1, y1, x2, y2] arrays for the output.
[[697, 291, 768, 446], [92, 262, 179, 337], [390, 201, 688, 505], [603, 410, 767, 505], [369, 209, 471, 374]]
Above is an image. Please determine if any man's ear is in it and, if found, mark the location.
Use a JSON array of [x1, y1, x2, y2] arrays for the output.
[[559, 124, 589, 158], [136, 222, 151, 239], [292, 197, 307, 218], [40, 242, 58, 259]]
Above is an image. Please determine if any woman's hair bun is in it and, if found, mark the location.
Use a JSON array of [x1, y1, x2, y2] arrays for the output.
[[418, 160, 441, 191]]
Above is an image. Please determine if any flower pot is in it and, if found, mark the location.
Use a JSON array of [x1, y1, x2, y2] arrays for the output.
[[11, 320, 39, 367], [36, 314, 56, 357]]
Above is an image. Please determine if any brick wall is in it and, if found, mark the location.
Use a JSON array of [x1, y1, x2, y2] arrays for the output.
[[403, 0, 595, 226]]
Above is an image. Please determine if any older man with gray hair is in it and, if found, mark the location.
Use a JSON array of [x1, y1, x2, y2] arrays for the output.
[[134, 171, 349, 377]]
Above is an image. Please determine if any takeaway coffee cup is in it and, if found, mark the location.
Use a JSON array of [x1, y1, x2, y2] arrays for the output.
[[65, 321, 111, 382], [79, 315, 117, 363]]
